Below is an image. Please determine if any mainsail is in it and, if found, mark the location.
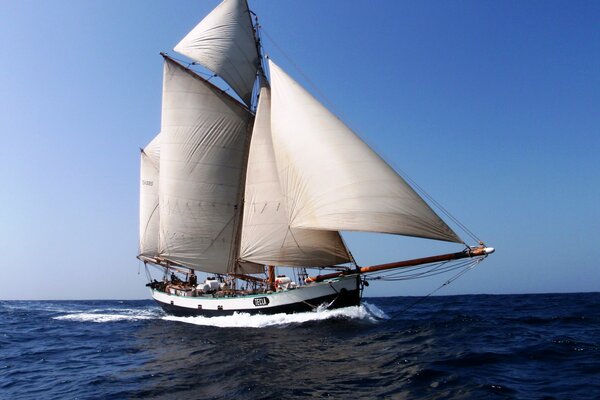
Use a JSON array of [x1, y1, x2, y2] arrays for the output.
[[158, 57, 261, 274], [268, 60, 462, 243], [174, 0, 260, 106], [139, 134, 161, 258], [240, 87, 351, 266]]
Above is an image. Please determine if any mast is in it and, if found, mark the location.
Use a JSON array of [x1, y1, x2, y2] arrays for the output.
[[229, 113, 255, 273], [229, 1, 264, 274], [248, 4, 268, 87], [267, 265, 276, 291]]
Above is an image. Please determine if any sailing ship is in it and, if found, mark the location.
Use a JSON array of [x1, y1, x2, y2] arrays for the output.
[[138, 0, 494, 317]]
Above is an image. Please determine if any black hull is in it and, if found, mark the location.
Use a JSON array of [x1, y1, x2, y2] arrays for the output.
[[156, 288, 361, 317]]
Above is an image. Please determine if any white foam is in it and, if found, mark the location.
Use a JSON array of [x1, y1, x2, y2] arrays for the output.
[[363, 301, 390, 319], [163, 303, 388, 328], [53, 309, 160, 323]]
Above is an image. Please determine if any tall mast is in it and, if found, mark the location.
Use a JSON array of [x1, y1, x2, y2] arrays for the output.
[[229, 2, 265, 274], [249, 5, 268, 84], [229, 113, 255, 273]]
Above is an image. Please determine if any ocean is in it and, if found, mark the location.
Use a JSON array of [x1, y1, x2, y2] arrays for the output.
[[1, 293, 598, 399]]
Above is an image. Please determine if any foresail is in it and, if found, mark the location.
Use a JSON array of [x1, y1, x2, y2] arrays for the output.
[[139, 134, 161, 258], [268, 60, 462, 243], [158, 57, 261, 274], [240, 87, 351, 266], [174, 0, 260, 106]]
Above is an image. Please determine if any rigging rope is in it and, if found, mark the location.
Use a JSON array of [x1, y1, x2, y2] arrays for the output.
[[394, 166, 482, 245], [260, 28, 345, 120], [366, 257, 484, 315], [144, 263, 153, 282]]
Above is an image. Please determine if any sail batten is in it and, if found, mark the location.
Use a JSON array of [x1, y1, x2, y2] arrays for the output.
[[173, 0, 260, 106], [240, 87, 351, 266], [268, 60, 462, 244]]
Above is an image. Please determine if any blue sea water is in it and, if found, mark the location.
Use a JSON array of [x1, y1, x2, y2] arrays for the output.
[[1, 293, 598, 399]]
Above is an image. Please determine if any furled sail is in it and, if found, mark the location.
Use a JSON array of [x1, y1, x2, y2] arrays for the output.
[[268, 60, 462, 243], [158, 57, 261, 274], [240, 87, 352, 266], [139, 134, 161, 258], [174, 0, 260, 106]]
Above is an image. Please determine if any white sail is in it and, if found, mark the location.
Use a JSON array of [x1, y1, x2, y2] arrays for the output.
[[174, 0, 260, 106], [159, 57, 262, 274], [240, 87, 351, 266], [268, 60, 462, 243], [139, 134, 161, 258]]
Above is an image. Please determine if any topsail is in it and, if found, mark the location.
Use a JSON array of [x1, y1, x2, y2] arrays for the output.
[[174, 0, 260, 106]]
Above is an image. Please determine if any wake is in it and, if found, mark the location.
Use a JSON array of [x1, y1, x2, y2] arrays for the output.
[[163, 302, 389, 328], [50, 302, 388, 326], [53, 308, 161, 323]]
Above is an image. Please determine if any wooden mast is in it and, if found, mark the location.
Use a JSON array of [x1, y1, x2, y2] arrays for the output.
[[305, 246, 494, 283], [267, 265, 276, 291]]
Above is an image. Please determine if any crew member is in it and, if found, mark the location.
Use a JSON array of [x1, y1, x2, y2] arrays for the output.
[[189, 270, 197, 286]]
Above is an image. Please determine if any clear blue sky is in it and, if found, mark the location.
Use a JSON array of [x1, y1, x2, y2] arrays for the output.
[[1, 0, 598, 300]]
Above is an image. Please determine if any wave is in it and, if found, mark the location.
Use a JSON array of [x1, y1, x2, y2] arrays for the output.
[[163, 302, 389, 328], [2, 302, 83, 314], [53, 308, 161, 323], [2, 301, 151, 315], [363, 301, 390, 319]]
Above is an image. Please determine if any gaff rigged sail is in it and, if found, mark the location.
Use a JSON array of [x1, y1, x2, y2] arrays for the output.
[[158, 57, 261, 274]]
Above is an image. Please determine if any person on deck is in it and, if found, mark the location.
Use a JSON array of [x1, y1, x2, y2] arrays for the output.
[[189, 270, 197, 287]]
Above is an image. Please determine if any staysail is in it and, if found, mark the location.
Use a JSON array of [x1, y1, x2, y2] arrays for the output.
[[268, 60, 462, 243], [240, 87, 352, 266], [139, 134, 161, 258], [158, 56, 261, 274], [174, 0, 260, 106]]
